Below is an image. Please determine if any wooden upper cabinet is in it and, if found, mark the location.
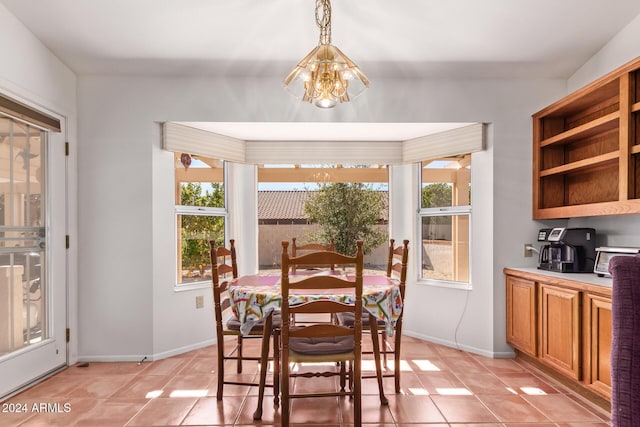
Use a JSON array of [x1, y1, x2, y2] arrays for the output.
[[533, 56, 640, 219]]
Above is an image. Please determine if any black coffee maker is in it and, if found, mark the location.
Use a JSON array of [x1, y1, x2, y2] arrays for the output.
[[537, 227, 596, 273]]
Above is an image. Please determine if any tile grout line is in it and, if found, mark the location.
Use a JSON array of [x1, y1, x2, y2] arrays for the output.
[[513, 357, 611, 421]]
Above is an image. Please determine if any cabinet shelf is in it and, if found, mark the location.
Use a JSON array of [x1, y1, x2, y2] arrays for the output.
[[632, 102, 640, 113], [539, 112, 619, 148], [539, 151, 619, 177], [535, 199, 640, 219], [632, 145, 640, 155]]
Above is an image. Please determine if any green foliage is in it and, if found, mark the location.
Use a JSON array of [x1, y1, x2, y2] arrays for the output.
[[303, 182, 387, 256], [181, 182, 224, 207], [421, 183, 452, 208], [180, 183, 225, 271], [421, 183, 453, 226]]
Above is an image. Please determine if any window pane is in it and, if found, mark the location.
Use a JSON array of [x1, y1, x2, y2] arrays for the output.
[[421, 182, 453, 208], [175, 154, 226, 286], [0, 118, 47, 353], [258, 164, 388, 273], [421, 214, 470, 283], [175, 154, 224, 207], [179, 182, 224, 208], [178, 214, 225, 284], [421, 157, 471, 209]]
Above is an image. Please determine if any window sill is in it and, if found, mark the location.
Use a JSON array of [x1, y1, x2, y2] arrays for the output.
[[417, 279, 472, 291], [174, 281, 210, 293]]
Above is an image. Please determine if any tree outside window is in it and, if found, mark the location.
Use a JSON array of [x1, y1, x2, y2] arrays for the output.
[[304, 182, 387, 257], [257, 164, 389, 271], [179, 183, 225, 280]]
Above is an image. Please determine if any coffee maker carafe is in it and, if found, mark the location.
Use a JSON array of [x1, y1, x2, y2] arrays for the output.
[[537, 228, 596, 273]]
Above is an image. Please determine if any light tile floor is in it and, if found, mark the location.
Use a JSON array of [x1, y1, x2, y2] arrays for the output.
[[1, 336, 610, 426]]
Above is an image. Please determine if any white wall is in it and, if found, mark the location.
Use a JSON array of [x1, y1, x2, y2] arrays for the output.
[[0, 4, 78, 364], [228, 163, 258, 277], [76, 74, 566, 360], [566, 14, 640, 247], [569, 13, 640, 92], [0, 5, 76, 114]]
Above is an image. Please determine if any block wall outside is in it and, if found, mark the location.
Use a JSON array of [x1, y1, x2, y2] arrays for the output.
[[421, 240, 453, 280], [258, 223, 389, 270]]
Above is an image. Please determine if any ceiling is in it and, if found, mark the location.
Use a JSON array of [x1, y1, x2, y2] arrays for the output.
[[3, 0, 640, 79], [3, 0, 640, 140]]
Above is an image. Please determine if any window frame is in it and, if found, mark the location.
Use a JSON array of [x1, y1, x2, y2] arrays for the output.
[[417, 160, 472, 290], [256, 163, 390, 273], [174, 159, 228, 290]]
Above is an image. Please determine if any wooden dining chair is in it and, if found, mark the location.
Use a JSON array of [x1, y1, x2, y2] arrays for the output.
[[290, 237, 336, 325], [291, 237, 335, 273], [209, 239, 280, 421], [337, 238, 409, 397], [280, 240, 364, 427], [381, 239, 409, 392]]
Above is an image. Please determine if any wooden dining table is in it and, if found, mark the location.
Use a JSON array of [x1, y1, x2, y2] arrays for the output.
[[226, 269, 403, 405]]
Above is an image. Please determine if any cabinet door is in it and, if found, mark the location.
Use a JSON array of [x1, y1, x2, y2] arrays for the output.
[[539, 284, 581, 380], [506, 276, 537, 356], [583, 293, 612, 399]]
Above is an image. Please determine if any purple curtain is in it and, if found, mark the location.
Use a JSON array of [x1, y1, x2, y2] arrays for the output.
[[610, 254, 640, 427]]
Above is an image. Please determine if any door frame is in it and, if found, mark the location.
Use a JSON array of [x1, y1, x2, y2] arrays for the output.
[[0, 93, 72, 399]]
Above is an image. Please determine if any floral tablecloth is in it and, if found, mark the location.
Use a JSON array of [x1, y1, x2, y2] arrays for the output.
[[227, 272, 403, 336]]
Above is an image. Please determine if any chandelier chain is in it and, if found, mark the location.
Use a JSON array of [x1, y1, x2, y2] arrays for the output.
[[315, 0, 332, 45]]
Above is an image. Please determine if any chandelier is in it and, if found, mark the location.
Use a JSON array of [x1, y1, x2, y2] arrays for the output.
[[283, 0, 369, 108]]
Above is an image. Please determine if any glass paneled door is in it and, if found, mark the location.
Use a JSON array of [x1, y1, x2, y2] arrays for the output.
[[0, 115, 67, 398]]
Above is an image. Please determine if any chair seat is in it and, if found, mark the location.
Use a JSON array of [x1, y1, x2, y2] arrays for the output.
[[289, 335, 354, 355], [226, 312, 282, 332], [336, 312, 386, 328]]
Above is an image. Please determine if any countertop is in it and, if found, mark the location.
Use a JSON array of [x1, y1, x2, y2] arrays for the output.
[[504, 266, 612, 288]]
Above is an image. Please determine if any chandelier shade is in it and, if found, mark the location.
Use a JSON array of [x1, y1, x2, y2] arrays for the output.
[[283, 0, 369, 108]]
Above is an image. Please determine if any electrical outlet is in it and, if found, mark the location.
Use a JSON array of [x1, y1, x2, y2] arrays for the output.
[[195, 295, 204, 309], [524, 243, 533, 257]]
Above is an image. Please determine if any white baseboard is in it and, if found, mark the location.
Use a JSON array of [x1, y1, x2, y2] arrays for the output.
[[403, 330, 516, 359], [152, 339, 216, 361], [77, 334, 516, 363], [77, 339, 216, 363]]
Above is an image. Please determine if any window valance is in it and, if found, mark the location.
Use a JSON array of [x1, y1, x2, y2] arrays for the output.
[[162, 122, 485, 164]]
